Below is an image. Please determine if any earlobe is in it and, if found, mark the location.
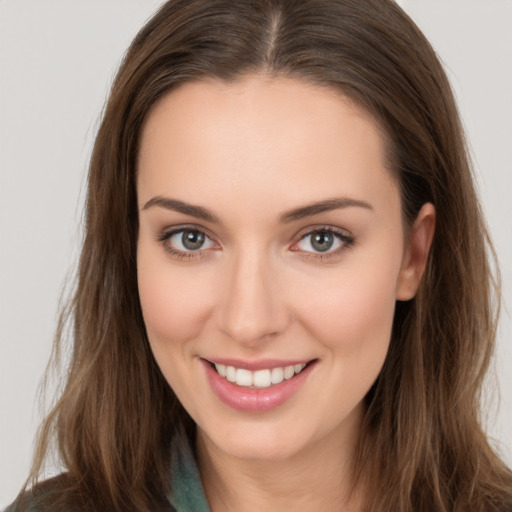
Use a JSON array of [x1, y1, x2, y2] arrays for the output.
[[396, 203, 436, 301]]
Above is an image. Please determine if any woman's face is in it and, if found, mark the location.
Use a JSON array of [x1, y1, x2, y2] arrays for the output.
[[137, 75, 428, 461]]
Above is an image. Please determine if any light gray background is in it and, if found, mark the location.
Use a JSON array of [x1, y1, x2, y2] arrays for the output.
[[1, 0, 511, 507]]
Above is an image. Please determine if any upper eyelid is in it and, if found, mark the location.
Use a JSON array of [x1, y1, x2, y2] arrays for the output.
[[292, 224, 353, 241], [159, 224, 216, 241]]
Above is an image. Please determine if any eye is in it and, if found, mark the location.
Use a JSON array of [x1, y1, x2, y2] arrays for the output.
[[160, 228, 217, 255], [292, 228, 354, 255]]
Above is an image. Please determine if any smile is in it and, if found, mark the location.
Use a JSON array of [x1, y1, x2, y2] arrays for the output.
[[213, 363, 308, 388], [202, 358, 316, 412]]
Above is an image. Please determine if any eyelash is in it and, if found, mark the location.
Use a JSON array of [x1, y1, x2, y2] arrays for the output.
[[157, 225, 355, 261], [157, 225, 217, 261], [291, 226, 355, 260]]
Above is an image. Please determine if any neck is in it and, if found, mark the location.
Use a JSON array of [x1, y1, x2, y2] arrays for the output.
[[196, 410, 364, 512]]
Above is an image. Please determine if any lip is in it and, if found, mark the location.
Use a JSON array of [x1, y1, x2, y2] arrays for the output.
[[201, 358, 317, 412], [205, 357, 311, 371]]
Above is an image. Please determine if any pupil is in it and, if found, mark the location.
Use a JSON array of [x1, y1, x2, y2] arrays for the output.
[[312, 232, 333, 252], [182, 230, 205, 250]]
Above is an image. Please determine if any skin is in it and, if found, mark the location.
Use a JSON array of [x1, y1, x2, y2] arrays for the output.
[[137, 74, 435, 512]]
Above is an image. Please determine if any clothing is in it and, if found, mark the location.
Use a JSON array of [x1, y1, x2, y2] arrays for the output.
[[167, 436, 211, 512], [4, 439, 210, 512]]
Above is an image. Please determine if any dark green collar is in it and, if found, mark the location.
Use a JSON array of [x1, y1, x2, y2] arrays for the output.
[[167, 436, 211, 512]]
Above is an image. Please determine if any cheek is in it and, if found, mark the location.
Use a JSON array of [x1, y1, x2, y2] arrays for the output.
[[137, 252, 215, 349], [292, 251, 401, 359]]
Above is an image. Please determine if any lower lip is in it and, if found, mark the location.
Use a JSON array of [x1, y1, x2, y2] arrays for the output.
[[202, 360, 316, 412]]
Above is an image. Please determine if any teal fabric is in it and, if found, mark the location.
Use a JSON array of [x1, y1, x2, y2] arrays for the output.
[[167, 437, 211, 512], [3, 437, 210, 512]]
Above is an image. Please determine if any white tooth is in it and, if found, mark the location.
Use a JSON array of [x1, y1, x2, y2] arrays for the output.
[[226, 366, 237, 383], [294, 364, 303, 373], [253, 369, 271, 388], [215, 363, 226, 377], [284, 365, 295, 379], [301, 363, 307, 370], [271, 367, 284, 384], [235, 368, 253, 387]]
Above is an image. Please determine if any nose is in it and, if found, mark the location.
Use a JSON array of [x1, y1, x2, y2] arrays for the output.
[[216, 248, 289, 345]]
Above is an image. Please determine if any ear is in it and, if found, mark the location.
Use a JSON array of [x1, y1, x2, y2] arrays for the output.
[[396, 203, 436, 301]]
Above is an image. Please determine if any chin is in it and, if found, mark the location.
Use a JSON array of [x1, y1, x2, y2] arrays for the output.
[[198, 418, 320, 462]]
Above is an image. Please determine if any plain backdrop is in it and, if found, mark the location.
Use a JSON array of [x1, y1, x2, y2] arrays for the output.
[[1, 0, 511, 507]]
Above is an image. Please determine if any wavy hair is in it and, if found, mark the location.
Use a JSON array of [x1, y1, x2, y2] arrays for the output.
[[20, 0, 512, 510]]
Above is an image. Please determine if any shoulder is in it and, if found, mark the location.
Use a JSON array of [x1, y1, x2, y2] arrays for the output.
[[4, 475, 177, 512], [4, 475, 80, 512]]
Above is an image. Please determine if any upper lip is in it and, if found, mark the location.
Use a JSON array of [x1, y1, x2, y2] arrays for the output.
[[202, 357, 315, 371]]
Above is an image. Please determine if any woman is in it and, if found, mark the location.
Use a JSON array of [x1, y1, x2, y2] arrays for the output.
[[7, 0, 512, 511]]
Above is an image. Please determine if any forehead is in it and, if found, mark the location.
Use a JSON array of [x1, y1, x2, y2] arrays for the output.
[[137, 74, 399, 218]]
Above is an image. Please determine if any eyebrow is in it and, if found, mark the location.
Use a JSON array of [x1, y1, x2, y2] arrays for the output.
[[142, 195, 373, 223], [142, 196, 219, 223], [279, 197, 373, 223]]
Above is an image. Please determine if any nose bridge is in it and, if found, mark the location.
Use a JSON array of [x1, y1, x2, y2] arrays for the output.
[[217, 243, 287, 344]]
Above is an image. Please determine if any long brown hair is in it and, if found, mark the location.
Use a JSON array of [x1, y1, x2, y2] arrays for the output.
[[21, 0, 512, 510]]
